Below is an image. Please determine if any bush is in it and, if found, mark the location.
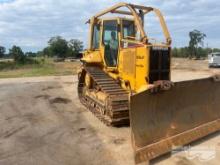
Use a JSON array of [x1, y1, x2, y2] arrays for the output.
[[9, 45, 25, 63]]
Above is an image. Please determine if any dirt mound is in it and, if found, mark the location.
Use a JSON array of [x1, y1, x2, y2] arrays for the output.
[[49, 97, 72, 104]]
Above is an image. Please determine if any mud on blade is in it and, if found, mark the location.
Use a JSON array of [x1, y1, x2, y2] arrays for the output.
[[130, 76, 220, 164]]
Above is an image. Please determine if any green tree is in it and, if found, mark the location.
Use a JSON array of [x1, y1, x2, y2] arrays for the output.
[[9, 45, 25, 63], [43, 47, 50, 57], [25, 52, 37, 57], [68, 39, 83, 57], [213, 48, 220, 53], [0, 46, 6, 58], [172, 47, 190, 58], [36, 50, 44, 57], [188, 30, 206, 59], [48, 36, 68, 58], [172, 47, 178, 57]]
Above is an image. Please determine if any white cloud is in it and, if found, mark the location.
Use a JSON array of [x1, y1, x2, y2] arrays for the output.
[[0, 0, 219, 52]]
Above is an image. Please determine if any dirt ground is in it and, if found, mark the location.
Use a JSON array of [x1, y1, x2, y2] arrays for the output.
[[0, 58, 220, 165]]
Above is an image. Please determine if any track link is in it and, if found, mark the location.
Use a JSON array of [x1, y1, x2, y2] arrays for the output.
[[78, 66, 129, 126]]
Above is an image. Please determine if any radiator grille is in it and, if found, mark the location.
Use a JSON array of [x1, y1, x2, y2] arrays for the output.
[[149, 47, 170, 83]]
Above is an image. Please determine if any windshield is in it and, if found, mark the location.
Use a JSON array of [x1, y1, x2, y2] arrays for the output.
[[122, 20, 135, 39]]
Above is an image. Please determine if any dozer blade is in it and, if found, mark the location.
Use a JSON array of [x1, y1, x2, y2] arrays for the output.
[[130, 76, 220, 164]]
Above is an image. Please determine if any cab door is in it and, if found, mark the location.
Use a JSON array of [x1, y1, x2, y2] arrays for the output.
[[101, 19, 119, 68]]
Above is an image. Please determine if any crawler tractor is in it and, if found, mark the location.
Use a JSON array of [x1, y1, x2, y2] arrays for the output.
[[78, 3, 220, 164]]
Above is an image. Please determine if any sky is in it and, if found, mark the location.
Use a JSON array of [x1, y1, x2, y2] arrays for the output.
[[0, 0, 219, 52]]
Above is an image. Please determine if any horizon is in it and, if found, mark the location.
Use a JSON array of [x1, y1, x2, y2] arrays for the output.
[[0, 0, 220, 52]]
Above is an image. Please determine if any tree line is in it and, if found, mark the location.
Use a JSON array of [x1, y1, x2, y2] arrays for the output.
[[0, 36, 83, 63], [172, 47, 220, 58], [1, 30, 220, 62], [172, 30, 219, 58]]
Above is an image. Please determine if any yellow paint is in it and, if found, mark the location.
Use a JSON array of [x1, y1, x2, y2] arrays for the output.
[[81, 50, 102, 63], [81, 3, 171, 93]]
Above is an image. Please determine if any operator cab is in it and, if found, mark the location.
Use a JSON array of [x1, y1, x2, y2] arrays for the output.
[[91, 18, 138, 68], [102, 18, 139, 68]]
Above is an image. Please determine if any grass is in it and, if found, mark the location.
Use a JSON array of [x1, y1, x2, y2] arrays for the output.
[[0, 58, 81, 78]]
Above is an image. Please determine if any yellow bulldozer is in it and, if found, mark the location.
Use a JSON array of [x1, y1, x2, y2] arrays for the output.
[[77, 2, 220, 164]]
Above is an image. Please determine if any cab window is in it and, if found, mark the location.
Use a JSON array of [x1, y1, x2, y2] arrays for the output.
[[92, 24, 100, 49], [122, 20, 135, 39], [103, 20, 118, 67], [122, 20, 139, 48]]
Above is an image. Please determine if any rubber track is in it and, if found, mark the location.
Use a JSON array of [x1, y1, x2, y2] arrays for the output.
[[78, 66, 129, 126]]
